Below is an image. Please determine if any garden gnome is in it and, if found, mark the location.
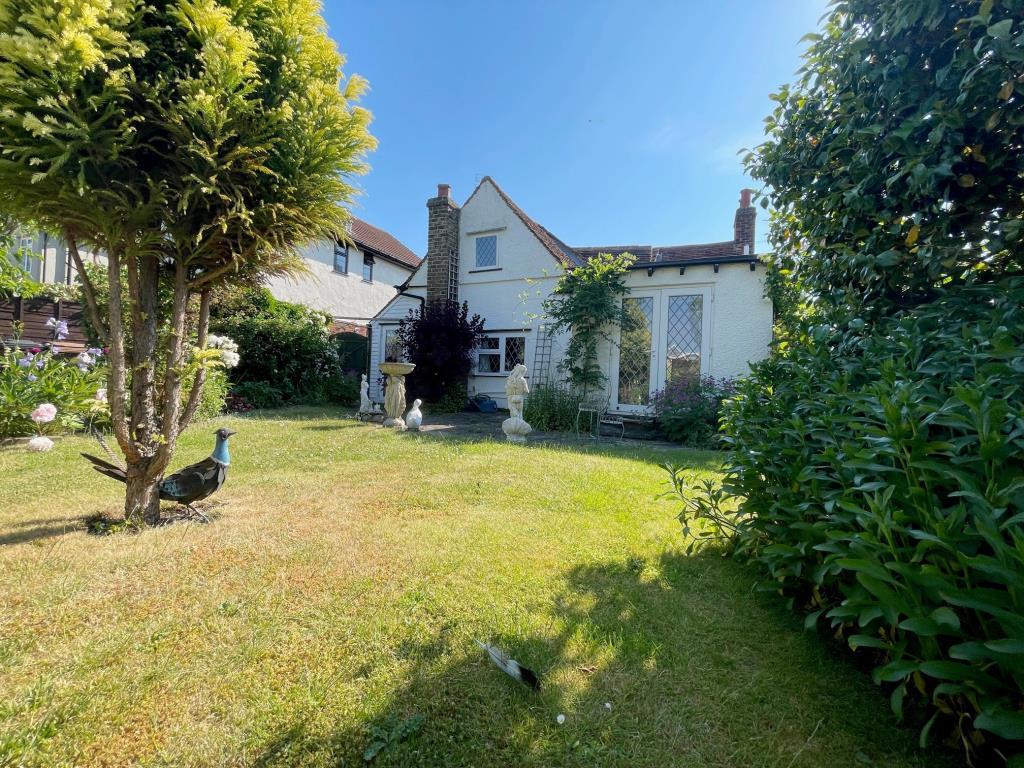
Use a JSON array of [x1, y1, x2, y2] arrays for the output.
[[359, 374, 371, 413], [502, 364, 533, 443], [406, 399, 423, 431]]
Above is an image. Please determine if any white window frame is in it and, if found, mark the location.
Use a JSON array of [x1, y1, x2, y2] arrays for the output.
[[474, 234, 498, 269], [475, 332, 526, 376]]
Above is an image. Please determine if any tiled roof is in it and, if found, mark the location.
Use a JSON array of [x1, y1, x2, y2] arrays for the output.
[[573, 240, 749, 265], [479, 177, 582, 268], [350, 218, 421, 269]]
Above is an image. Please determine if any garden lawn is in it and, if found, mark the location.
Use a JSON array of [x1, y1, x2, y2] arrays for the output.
[[0, 408, 951, 768]]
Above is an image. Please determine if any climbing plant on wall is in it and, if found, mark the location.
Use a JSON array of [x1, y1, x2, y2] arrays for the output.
[[542, 252, 635, 393]]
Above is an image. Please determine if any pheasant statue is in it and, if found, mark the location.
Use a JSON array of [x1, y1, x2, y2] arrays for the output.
[[81, 428, 236, 519]]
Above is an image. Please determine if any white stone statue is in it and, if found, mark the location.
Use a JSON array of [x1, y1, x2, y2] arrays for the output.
[[406, 399, 423, 431], [502, 364, 533, 443], [359, 374, 372, 413]]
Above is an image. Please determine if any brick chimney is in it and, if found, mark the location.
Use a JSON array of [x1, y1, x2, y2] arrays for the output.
[[426, 183, 461, 303], [734, 188, 756, 256]]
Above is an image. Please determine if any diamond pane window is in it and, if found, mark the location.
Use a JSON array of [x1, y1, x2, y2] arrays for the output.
[[475, 235, 497, 268], [617, 297, 654, 405], [478, 353, 501, 373], [504, 336, 525, 369], [666, 295, 702, 384]]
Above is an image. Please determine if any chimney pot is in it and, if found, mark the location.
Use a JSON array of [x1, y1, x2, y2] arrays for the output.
[[437, 183, 451, 199], [739, 188, 753, 209]]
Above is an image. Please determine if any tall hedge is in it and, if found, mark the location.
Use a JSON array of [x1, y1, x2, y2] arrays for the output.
[[728, 0, 1024, 760]]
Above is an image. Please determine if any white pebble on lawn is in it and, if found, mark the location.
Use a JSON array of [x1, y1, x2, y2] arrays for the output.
[[556, 714, 566, 725]]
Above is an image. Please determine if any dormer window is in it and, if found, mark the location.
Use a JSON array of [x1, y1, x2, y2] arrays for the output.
[[475, 235, 497, 268]]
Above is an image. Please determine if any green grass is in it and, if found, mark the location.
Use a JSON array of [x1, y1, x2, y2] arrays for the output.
[[0, 407, 951, 767]]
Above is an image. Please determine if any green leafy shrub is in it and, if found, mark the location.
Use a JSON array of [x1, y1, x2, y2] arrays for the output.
[[230, 381, 286, 411], [731, 1, 1024, 759], [523, 385, 581, 432], [312, 372, 360, 406], [210, 288, 342, 406], [191, 369, 230, 422], [723, 284, 1024, 754], [650, 376, 735, 448], [435, 382, 468, 413], [0, 346, 108, 438]]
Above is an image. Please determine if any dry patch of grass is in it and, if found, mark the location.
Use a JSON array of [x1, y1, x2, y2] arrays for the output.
[[0, 407, 951, 767]]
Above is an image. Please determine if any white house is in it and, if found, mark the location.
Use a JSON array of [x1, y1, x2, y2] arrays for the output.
[[265, 217, 421, 330], [370, 178, 774, 409]]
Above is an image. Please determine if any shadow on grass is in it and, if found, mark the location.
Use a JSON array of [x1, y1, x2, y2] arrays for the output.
[[250, 551, 946, 768], [0, 517, 83, 546]]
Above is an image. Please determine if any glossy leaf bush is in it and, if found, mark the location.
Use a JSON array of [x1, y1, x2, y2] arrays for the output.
[[732, 1, 1024, 758], [723, 283, 1024, 756]]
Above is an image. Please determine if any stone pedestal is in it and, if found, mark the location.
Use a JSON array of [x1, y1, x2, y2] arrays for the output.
[[380, 362, 416, 430]]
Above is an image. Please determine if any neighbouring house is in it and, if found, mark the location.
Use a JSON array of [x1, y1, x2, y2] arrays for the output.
[[264, 217, 421, 334], [1, 231, 102, 351], [370, 178, 773, 410]]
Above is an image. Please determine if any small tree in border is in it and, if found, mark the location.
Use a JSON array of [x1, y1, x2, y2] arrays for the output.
[[0, 1, 375, 524], [542, 252, 635, 394], [397, 300, 485, 406]]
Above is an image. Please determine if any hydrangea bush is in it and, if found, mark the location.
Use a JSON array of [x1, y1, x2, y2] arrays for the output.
[[0, 346, 108, 439]]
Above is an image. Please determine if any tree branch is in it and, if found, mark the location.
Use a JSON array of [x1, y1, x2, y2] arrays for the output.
[[178, 286, 212, 433], [104, 246, 139, 462], [66, 236, 108, 344], [153, 260, 190, 472]]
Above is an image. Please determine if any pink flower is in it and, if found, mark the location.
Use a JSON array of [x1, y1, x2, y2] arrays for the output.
[[30, 403, 57, 424], [26, 436, 54, 452]]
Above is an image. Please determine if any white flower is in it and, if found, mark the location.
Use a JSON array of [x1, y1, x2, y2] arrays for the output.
[[26, 436, 54, 452], [556, 714, 566, 725], [95, 388, 108, 403], [76, 351, 94, 367], [207, 335, 240, 368], [30, 403, 57, 424]]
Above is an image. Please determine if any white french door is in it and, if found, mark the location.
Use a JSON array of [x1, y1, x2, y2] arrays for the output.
[[612, 287, 711, 411]]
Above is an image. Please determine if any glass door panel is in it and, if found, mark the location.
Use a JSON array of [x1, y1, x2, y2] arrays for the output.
[[665, 295, 703, 385], [616, 296, 655, 407]]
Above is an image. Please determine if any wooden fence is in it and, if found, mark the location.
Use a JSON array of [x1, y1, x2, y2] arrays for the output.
[[0, 298, 88, 352]]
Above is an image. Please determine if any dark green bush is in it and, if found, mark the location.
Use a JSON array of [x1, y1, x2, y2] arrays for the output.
[[230, 381, 286, 410], [722, 283, 1024, 753], [210, 287, 343, 406]]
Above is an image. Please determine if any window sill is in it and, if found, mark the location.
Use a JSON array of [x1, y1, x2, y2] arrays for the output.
[[469, 267, 502, 274], [332, 270, 349, 276], [361, 279, 373, 284], [473, 372, 514, 377]]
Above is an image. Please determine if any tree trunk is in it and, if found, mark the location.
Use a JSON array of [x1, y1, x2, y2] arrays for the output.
[[124, 464, 162, 525]]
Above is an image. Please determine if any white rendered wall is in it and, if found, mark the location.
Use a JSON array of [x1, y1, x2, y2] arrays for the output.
[[265, 240, 413, 323]]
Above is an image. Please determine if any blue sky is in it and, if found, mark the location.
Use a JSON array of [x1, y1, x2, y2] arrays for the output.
[[323, 1, 827, 256]]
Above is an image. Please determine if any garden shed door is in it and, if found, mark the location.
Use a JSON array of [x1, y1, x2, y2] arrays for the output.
[[611, 287, 712, 411]]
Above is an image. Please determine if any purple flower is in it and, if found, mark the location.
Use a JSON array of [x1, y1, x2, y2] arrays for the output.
[[27, 374, 37, 382], [17, 355, 31, 368]]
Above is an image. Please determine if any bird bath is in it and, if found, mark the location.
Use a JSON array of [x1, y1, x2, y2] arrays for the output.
[[379, 361, 415, 429]]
